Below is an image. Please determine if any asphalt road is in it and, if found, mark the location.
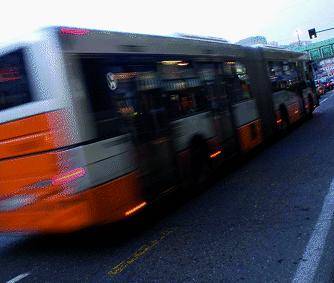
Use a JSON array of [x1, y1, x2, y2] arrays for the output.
[[2, 91, 334, 283]]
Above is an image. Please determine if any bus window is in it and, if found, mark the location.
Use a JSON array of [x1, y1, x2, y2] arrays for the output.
[[80, 57, 169, 141], [268, 61, 284, 91], [135, 69, 169, 139], [268, 61, 304, 93], [236, 62, 252, 99], [108, 68, 141, 120], [223, 61, 252, 104], [158, 61, 207, 119], [197, 63, 226, 111], [0, 49, 32, 110], [80, 58, 130, 139]]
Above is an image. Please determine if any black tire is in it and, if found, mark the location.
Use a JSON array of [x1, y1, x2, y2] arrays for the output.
[[307, 94, 314, 118]]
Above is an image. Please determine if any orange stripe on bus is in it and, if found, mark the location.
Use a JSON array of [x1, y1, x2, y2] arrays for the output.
[[0, 151, 61, 197], [82, 171, 145, 224], [287, 103, 301, 123], [0, 198, 91, 233], [0, 112, 53, 141], [0, 111, 69, 160], [0, 131, 56, 160], [237, 119, 263, 152], [0, 167, 144, 232]]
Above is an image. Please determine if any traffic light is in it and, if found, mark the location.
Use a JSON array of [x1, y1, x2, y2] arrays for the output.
[[308, 28, 317, 39]]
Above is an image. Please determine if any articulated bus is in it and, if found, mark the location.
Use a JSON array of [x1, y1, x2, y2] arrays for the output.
[[0, 27, 318, 233]]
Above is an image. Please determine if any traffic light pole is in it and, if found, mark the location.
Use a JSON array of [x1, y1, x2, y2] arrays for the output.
[[317, 27, 334, 33], [309, 27, 334, 39]]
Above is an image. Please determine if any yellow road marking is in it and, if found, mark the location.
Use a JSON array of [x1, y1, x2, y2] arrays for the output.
[[108, 228, 174, 276]]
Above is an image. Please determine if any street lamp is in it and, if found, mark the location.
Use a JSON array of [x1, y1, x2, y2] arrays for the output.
[[295, 29, 302, 46]]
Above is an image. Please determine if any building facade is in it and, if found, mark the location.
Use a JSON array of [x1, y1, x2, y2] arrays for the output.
[[236, 36, 267, 46]]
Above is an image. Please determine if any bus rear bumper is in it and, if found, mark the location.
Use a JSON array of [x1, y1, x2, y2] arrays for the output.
[[0, 171, 146, 234], [0, 198, 92, 233]]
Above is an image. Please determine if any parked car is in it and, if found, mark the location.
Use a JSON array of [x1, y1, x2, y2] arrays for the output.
[[324, 80, 334, 91]]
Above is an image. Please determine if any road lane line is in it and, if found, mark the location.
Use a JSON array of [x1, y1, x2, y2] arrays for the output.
[[6, 273, 30, 283], [108, 228, 174, 276], [292, 180, 334, 283], [320, 98, 328, 104]]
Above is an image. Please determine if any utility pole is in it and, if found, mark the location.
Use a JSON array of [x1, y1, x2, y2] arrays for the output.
[[296, 30, 301, 46]]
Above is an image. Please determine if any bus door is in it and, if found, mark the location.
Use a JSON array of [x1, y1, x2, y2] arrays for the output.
[[79, 59, 177, 200], [197, 62, 238, 159], [135, 70, 178, 198], [268, 61, 305, 125], [157, 60, 220, 181], [223, 61, 263, 152]]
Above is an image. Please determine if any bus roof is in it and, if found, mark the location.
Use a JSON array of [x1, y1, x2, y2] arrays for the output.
[[260, 46, 305, 61], [54, 26, 249, 58], [55, 26, 305, 61], [0, 26, 305, 63]]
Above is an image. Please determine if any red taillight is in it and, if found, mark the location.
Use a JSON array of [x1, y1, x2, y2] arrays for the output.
[[276, 119, 282, 124], [60, 27, 90, 35], [0, 76, 20, 82], [0, 69, 21, 82], [52, 168, 86, 186]]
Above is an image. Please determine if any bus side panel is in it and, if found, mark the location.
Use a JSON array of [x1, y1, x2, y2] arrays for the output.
[[63, 135, 138, 191], [171, 112, 221, 179], [81, 171, 144, 224], [0, 148, 144, 233], [61, 136, 147, 223], [175, 135, 222, 183], [0, 195, 91, 233], [232, 99, 263, 152], [171, 112, 216, 152], [0, 151, 60, 197], [237, 119, 263, 152], [212, 112, 238, 159], [232, 100, 259, 127], [0, 148, 91, 233]]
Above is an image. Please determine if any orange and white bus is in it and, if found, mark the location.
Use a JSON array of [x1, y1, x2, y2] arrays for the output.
[[0, 27, 317, 233]]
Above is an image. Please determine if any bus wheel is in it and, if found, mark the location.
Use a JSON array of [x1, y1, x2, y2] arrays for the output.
[[189, 135, 210, 187], [307, 94, 314, 119], [279, 104, 290, 131]]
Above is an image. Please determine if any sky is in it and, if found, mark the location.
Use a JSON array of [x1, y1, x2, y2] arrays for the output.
[[0, 0, 333, 45]]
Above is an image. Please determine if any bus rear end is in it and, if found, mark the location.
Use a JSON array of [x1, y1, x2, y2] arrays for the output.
[[0, 30, 146, 233]]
